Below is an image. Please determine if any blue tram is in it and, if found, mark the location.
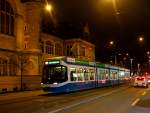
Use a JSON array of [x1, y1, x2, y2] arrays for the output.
[[41, 57, 130, 93]]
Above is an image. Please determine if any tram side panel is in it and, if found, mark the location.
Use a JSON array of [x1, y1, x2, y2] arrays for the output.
[[68, 64, 96, 91], [96, 68, 111, 87]]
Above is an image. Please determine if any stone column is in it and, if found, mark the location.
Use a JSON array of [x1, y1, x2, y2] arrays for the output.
[[15, 13, 24, 79], [15, 13, 24, 51], [24, 2, 42, 52], [22, 1, 43, 90]]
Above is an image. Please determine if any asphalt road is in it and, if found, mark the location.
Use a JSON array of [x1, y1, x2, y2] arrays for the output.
[[54, 86, 150, 113], [1, 85, 150, 113]]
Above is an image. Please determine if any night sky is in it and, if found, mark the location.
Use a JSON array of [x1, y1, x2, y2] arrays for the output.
[[42, 0, 150, 69]]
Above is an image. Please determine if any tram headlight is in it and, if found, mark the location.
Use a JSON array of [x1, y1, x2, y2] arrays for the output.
[[41, 83, 43, 85], [45, 62, 48, 65], [53, 82, 58, 85]]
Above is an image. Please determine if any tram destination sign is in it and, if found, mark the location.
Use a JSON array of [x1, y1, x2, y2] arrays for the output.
[[45, 60, 60, 65]]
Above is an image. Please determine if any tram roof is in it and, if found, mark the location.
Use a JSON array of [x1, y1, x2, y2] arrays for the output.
[[44, 56, 129, 70]]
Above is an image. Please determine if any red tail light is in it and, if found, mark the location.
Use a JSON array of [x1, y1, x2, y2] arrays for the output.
[[136, 77, 145, 81], [142, 77, 146, 80]]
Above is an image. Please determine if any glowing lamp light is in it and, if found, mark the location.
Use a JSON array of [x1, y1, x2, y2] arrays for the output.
[[139, 37, 144, 42], [53, 82, 58, 85], [109, 41, 114, 45], [45, 61, 48, 65], [45, 4, 52, 11]]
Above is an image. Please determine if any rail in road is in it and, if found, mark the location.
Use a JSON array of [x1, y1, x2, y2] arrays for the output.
[[1, 84, 150, 113], [49, 86, 150, 113]]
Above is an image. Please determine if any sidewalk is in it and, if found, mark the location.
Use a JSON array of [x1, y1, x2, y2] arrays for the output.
[[0, 90, 47, 102]]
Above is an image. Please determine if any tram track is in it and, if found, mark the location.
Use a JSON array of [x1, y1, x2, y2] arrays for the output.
[[0, 85, 128, 106]]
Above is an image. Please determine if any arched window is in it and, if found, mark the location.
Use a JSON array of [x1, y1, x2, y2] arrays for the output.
[[9, 59, 16, 76], [0, 58, 8, 76], [0, 57, 16, 76], [0, 0, 14, 36], [45, 41, 54, 55]]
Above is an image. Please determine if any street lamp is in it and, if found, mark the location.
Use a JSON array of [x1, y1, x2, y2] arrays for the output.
[[147, 51, 150, 55], [45, 4, 52, 12], [147, 51, 150, 70], [137, 63, 140, 74], [109, 41, 114, 46], [130, 58, 133, 76], [138, 36, 144, 43], [108, 40, 117, 65], [44, 3, 57, 26]]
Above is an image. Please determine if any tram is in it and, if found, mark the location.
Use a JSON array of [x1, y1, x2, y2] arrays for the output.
[[41, 56, 130, 93]]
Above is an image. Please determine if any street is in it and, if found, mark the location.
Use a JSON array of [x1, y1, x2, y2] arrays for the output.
[[0, 85, 150, 113]]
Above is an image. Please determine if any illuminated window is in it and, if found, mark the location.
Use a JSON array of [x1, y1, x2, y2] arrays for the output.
[[0, 0, 14, 36], [77, 68, 84, 81], [100, 69, 105, 80], [55, 43, 62, 56], [110, 71, 118, 80], [84, 69, 89, 80], [70, 68, 78, 81], [89, 69, 95, 80], [45, 41, 54, 55], [66, 44, 73, 56]]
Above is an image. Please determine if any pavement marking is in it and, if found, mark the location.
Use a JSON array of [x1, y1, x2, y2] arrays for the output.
[[131, 98, 140, 107], [48, 87, 129, 113], [141, 91, 146, 96]]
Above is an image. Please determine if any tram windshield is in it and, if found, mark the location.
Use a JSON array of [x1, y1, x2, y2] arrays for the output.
[[42, 65, 68, 84]]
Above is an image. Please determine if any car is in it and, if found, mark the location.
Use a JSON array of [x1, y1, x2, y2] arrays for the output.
[[134, 76, 148, 88], [143, 72, 150, 84], [147, 76, 150, 84]]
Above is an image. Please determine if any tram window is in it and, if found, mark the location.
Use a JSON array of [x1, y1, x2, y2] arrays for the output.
[[78, 74, 84, 81], [61, 67, 66, 76], [110, 71, 118, 80], [110, 71, 113, 79], [90, 74, 94, 80], [89, 69, 94, 80], [70, 68, 78, 81], [84, 70, 89, 80], [105, 70, 109, 80], [78, 68, 84, 81], [115, 72, 118, 79], [55, 66, 61, 73], [98, 70, 101, 80], [42, 65, 68, 84], [119, 71, 125, 79], [100, 70, 105, 80], [106, 73, 109, 79]]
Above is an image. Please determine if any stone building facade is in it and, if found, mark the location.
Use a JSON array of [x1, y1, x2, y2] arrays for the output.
[[0, 0, 95, 92]]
